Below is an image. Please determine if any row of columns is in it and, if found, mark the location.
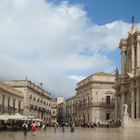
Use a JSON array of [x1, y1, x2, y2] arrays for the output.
[[115, 80, 140, 120], [121, 40, 140, 76], [136, 80, 140, 118]]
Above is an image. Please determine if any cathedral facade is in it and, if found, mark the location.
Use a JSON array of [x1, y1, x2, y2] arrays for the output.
[[115, 24, 140, 121]]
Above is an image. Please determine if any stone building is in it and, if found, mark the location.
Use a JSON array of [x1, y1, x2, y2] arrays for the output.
[[65, 72, 115, 125], [51, 99, 57, 123], [75, 72, 115, 125], [0, 82, 24, 115], [115, 24, 140, 121], [65, 96, 76, 124], [4, 80, 53, 122], [57, 101, 66, 125]]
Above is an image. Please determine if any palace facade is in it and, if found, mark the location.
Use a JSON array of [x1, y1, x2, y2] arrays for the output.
[[65, 72, 115, 125], [3, 80, 56, 123]]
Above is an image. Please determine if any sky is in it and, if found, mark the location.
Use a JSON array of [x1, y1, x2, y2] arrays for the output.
[[0, 0, 139, 98]]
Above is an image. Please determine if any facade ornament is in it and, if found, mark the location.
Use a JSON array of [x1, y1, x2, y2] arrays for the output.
[[131, 16, 135, 29], [127, 72, 134, 78], [130, 16, 137, 34]]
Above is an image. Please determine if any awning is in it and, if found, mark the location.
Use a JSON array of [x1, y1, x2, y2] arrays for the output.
[[0, 114, 9, 120], [8, 113, 28, 120]]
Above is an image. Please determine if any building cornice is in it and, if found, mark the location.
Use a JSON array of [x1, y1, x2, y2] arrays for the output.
[[0, 82, 23, 98], [76, 80, 115, 91]]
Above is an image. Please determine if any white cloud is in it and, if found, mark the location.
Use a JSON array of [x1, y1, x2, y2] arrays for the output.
[[0, 0, 137, 98], [69, 75, 86, 82]]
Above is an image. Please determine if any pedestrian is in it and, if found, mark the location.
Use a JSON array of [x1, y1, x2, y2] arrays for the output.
[[31, 121, 37, 136], [22, 122, 28, 136], [61, 122, 65, 132], [41, 123, 46, 132], [70, 122, 75, 133], [54, 123, 57, 133]]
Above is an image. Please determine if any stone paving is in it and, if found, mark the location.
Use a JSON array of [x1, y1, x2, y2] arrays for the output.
[[0, 127, 140, 140]]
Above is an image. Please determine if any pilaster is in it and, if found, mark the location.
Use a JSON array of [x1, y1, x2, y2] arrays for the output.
[[121, 93, 125, 119], [131, 43, 135, 75], [115, 96, 118, 121], [136, 80, 140, 118], [131, 81, 135, 118], [136, 41, 140, 75]]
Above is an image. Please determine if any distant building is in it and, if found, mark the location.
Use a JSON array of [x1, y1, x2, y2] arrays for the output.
[[4, 80, 52, 122], [57, 101, 66, 125], [57, 96, 64, 105], [65, 72, 115, 125], [65, 96, 76, 124], [51, 99, 57, 123]]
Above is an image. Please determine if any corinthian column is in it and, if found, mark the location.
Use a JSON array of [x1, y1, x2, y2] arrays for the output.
[[131, 44, 135, 75], [131, 81, 135, 118], [121, 93, 125, 119], [137, 41, 140, 74], [115, 96, 118, 121], [136, 80, 140, 118], [121, 49, 126, 76]]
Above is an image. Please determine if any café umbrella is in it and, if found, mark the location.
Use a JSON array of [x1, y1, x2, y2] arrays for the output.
[[8, 113, 28, 120], [0, 114, 9, 120]]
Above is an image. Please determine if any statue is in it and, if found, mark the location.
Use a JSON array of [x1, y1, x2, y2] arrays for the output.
[[131, 16, 135, 29], [114, 67, 119, 79], [123, 104, 128, 114]]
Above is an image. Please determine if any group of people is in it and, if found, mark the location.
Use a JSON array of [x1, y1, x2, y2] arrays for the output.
[[22, 121, 76, 136], [22, 121, 47, 136], [22, 121, 37, 136]]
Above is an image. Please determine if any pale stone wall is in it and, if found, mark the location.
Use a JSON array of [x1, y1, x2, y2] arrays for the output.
[[4, 80, 53, 123], [0, 82, 23, 115], [65, 72, 115, 125], [57, 96, 64, 105]]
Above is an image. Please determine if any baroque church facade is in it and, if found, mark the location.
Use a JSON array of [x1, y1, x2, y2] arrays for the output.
[[115, 23, 140, 121]]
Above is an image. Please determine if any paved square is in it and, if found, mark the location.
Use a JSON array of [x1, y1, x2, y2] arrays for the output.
[[0, 127, 140, 140]]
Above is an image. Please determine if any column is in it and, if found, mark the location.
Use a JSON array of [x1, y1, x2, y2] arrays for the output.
[[4, 96, 8, 113], [4, 96, 8, 108], [131, 82, 135, 118], [136, 80, 140, 118], [0, 95, 2, 105], [131, 44, 135, 75], [115, 96, 118, 121], [137, 41, 140, 75], [121, 50, 126, 76], [121, 93, 125, 119]]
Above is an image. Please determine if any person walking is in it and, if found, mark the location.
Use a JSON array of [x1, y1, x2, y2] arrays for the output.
[[61, 122, 65, 132], [70, 122, 75, 133], [54, 123, 57, 133], [22, 122, 28, 136], [31, 121, 37, 136]]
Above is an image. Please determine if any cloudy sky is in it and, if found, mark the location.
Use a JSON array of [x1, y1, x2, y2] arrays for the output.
[[0, 0, 139, 98]]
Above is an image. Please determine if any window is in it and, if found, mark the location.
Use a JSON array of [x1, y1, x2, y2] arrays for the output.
[[106, 96, 110, 105], [18, 102, 21, 112], [8, 97, 10, 108], [13, 99, 16, 108], [2, 95, 5, 108], [30, 95, 32, 100], [106, 112, 110, 120]]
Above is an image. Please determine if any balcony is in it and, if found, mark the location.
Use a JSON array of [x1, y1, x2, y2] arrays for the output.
[[75, 101, 115, 109]]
